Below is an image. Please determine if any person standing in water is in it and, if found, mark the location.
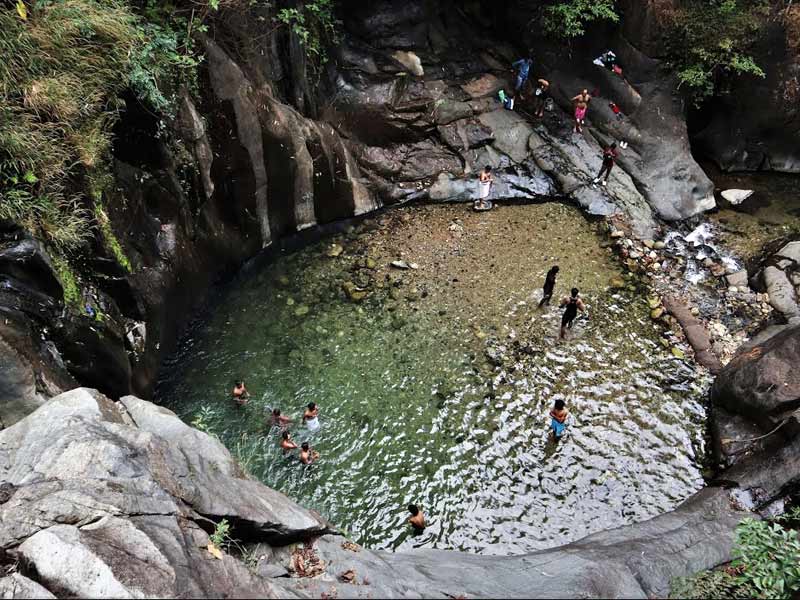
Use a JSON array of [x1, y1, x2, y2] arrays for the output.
[[572, 89, 591, 133], [549, 399, 569, 438], [476, 165, 493, 210], [299, 441, 319, 465], [280, 430, 298, 454], [232, 381, 249, 406], [407, 504, 426, 531], [559, 287, 586, 339], [538, 265, 560, 307], [593, 143, 617, 187], [303, 402, 320, 431], [271, 408, 292, 427]]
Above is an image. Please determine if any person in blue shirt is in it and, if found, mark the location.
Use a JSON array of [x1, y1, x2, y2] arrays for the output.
[[512, 57, 533, 98]]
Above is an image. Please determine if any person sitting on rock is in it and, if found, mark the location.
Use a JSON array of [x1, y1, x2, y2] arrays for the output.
[[539, 265, 560, 307], [560, 287, 586, 339], [271, 408, 292, 427], [549, 399, 569, 438], [572, 89, 591, 133], [303, 402, 320, 431], [593, 143, 617, 187], [299, 442, 319, 465], [476, 165, 493, 210], [407, 504, 426, 531], [280, 430, 298, 454], [532, 78, 550, 118], [511, 56, 533, 99], [232, 381, 249, 405]]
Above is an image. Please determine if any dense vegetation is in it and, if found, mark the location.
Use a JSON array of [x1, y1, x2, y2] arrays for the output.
[[671, 508, 800, 599], [659, 0, 768, 102]]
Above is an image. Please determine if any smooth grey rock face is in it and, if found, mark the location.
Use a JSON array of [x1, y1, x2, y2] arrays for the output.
[[0, 574, 56, 599]]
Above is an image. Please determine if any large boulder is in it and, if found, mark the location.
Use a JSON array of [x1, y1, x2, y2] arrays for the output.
[[712, 324, 800, 429], [0, 388, 329, 598]]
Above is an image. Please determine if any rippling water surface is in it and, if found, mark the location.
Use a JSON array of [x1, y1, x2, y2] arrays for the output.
[[157, 204, 708, 555]]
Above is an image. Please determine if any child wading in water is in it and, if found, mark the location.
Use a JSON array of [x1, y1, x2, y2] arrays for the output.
[[549, 399, 569, 438]]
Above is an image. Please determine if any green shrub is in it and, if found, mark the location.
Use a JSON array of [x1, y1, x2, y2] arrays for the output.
[[671, 514, 800, 599], [277, 0, 339, 69], [541, 0, 619, 39], [0, 0, 204, 255], [661, 0, 767, 103], [733, 518, 800, 598]]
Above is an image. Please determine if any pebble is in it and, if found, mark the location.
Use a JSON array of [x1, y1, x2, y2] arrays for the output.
[[690, 307, 700, 316], [610, 230, 624, 238], [728, 286, 738, 293], [643, 240, 655, 249], [653, 241, 666, 250], [650, 307, 665, 319], [326, 243, 344, 258]]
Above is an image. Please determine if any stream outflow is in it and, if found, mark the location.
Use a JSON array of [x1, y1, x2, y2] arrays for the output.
[[157, 203, 708, 554]]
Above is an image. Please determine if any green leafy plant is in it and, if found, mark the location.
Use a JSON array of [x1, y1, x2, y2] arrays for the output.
[[661, 0, 767, 103], [670, 514, 800, 599], [733, 518, 800, 598], [276, 0, 338, 67], [541, 0, 618, 39], [210, 518, 231, 548], [191, 405, 218, 436]]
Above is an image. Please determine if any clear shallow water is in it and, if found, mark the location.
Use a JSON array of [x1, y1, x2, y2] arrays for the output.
[[157, 204, 708, 555]]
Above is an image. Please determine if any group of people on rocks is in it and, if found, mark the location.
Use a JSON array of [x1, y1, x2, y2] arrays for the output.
[[480, 51, 627, 209]]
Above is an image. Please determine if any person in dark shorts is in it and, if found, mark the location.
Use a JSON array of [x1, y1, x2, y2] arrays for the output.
[[532, 79, 550, 118], [538, 265, 560, 307], [560, 287, 585, 339], [593, 143, 617, 187]]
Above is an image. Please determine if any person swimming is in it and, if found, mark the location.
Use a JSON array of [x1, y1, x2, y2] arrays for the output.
[[232, 381, 249, 406], [280, 430, 298, 454], [271, 408, 292, 427], [560, 287, 586, 339], [407, 504, 426, 531], [303, 402, 320, 431], [538, 265, 560, 307], [299, 441, 319, 465], [549, 399, 569, 438]]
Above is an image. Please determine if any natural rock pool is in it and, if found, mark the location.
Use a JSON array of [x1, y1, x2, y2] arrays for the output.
[[157, 203, 709, 555]]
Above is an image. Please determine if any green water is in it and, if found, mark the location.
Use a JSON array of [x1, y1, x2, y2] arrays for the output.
[[157, 204, 708, 555]]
